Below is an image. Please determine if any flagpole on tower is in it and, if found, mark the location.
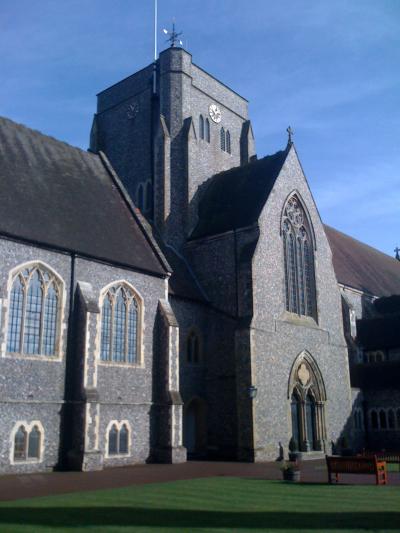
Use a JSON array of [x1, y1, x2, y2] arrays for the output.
[[153, 0, 158, 94], [154, 0, 158, 61]]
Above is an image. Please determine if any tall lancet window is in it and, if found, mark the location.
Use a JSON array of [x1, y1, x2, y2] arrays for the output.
[[205, 118, 210, 143], [100, 284, 140, 364], [199, 115, 204, 140], [282, 195, 316, 318]]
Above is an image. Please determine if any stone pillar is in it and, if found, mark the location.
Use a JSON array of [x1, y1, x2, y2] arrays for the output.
[[77, 282, 103, 472], [154, 299, 186, 463]]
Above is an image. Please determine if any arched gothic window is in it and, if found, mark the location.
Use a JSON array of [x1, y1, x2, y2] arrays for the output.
[[13, 424, 42, 461], [187, 330, 201, 364], [220, 127, 225, 151], [7, 265, 61, 356], [226, 130, 231, 154], [100, 284, 140, 364], [107, 422, 130, 456], [282, 195, 316, 318], [199, 115, 204, 140], [205, 118, 210, 143], [288, 353, 326, 452]]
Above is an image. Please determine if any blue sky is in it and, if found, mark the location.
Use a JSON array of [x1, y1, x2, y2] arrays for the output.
[[1, 0, 399, 256]]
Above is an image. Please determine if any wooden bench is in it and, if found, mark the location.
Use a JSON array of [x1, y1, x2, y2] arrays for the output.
[[361, 452, 400, 472], [326, 455, 387, 485]]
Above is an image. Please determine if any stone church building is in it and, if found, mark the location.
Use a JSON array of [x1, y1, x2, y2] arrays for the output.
[[0, 46, 399, 474]]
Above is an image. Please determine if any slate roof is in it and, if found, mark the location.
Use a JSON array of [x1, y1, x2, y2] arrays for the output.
[[190, 148, 289, 240], [0, 117, 167, 276], [325, 225, 400, 297]]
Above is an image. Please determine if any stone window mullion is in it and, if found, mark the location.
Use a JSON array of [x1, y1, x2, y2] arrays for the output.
[[123, 297, 129, 363], [110, 298, 115, 362], [38, 282, 47, 354]]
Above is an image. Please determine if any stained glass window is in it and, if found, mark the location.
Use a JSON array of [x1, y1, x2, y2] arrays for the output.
[[100, 285, 139, 364], [282, 196, 316, 318], [7, 266, 60, 356]]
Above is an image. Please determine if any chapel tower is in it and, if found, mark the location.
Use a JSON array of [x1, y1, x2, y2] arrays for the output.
[[90, 46, 256, 245]]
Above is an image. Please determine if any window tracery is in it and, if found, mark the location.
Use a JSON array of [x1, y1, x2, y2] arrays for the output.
[[100, 284, 140, 364], [288, 353, 326, 452], [282, 195, 316, 318], [7, 265, 61, 356]]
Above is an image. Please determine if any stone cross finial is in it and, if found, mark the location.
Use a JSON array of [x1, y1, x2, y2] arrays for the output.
[[287, 126, 294, 145], [395, 246, 400, 261]]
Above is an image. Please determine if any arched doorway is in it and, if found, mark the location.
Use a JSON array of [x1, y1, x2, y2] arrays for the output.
[[183, 398, 207, 458], [288, 352, 327, 452]]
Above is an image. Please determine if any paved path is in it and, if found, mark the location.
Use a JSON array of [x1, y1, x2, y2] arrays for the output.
[[0, 460, 398, 502]]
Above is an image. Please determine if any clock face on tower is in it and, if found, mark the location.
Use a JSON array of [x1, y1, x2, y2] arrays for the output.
[[209, 104, 222, 123]]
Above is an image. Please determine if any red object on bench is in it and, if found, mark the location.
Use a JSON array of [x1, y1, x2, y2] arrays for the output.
[[326, 455, 387, 485]]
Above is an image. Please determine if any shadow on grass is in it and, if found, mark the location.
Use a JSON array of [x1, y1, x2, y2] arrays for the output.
[[0, 508, 399, 530]]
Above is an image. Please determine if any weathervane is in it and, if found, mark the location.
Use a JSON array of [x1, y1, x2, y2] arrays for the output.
[[163, 21, 183, 48], [287, 126, 294, 145], [395, 246, 400, 261]]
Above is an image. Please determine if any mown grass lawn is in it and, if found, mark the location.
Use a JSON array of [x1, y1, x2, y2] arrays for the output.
[[0, 477, 399, 532]]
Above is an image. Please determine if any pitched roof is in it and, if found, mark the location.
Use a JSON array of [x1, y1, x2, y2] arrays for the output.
[[190, 148, 289, 240], [325, 225, 400, 297], [0, 117, 167, 276]]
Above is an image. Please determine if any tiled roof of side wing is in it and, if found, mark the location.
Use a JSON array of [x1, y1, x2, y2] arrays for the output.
[[325, 225, 400, 297], [0, 116, 167, 276]]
